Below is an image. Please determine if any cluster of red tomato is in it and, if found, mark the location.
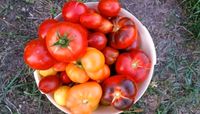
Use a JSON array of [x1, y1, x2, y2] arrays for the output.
[[23, 0, 151, 114]]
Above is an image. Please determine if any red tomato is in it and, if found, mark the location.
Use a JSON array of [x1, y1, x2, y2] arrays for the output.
[[126, 33, 141, 51], [24, 39, 55, 70], [110, 17, 138, 49], [62, 1, 88, 23], [53, 62, 67, 71], [60, 71, 71, 84], [101, 75, 137, 110], [98, 0, 121, 17], [96, 18, 113, 34], [102, 47, 119, 65], [39, 75, 61, 93], [46, 22, 88, 62], [38, 19, 58, 40], [80, 12, 102, 29], [88, 32, 107, 50], [116, 50, 151, 83]]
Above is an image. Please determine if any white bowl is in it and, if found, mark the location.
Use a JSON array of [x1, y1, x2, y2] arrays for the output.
[[34, 2, 157, 114]]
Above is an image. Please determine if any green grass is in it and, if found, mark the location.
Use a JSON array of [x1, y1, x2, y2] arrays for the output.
[[182, 0, 200, 39]]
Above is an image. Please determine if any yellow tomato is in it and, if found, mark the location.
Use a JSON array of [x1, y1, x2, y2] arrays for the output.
[[66, 82, 102, 114], [39, 67, 57, 77], [54, 86, 70, 106], [81, 47, 105, 72]]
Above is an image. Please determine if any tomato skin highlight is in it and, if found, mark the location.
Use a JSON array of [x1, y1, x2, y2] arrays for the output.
[[46, 22, 88, 62], [110, 17, 138, 49], [96, 18, 113, 34], [81, 48, 105, 72], [88, 32, 107, 50], [101, 75, 137, 110], [102, 47, 119, 65], [116, 50, 151, 83], [98, 0, 121, 17], [60, 71, 71, 84], [24, 39, 55, 70], [80, 12, 102, 29], [62, 1, 88, 23], [38, 19, 58, 40], [39, 75, 61, 93]]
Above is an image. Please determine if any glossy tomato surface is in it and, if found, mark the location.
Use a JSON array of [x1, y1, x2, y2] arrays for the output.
[[80, 12, 102, 29], [60, 71, 71, 84], [46, 22, 88, 62], [24, 39, 55, 70], [116, 50, 151, 83], [88, 32, 107, 50], [110, 17, 138, 49], [39, 75, 61, 93], [102, 47, 119, 65], [101, 75, 137, 110], [81, 48, 105, 72], [86, 64, 110, 83], [66, 63, 89, 83], [62, 1, 88, 23], [98, 0, 121, 17], [96, 18, 113, 34], [66, 82, 102, 114], [38, 19, 58, 40]]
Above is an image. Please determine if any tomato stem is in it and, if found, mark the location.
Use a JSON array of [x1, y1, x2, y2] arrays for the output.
[[53, 32, 71, 47]]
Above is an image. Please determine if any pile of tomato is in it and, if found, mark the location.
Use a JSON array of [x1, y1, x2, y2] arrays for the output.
[[23, 0, 151, 114]]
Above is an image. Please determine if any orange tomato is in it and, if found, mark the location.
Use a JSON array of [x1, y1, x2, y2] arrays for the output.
[[66, 82, 102, 114], [66, 63, 89, 83], [81, 47, 105, 72], [86, 64, 110, 83], [53, 62, 67, 71]]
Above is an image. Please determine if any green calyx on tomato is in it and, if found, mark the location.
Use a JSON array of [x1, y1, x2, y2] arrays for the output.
[[53, 32, 72, 48]]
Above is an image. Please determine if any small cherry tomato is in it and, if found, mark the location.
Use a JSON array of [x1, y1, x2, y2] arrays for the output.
[[80, 12, 102, 29], [86, 64, 110, 83], [110, 17, 138, 49], [96, 18, 113, 34], [38, 19, 58, 40], [39, 67, 57, 77], [98, 0, 121, 17], [66, 63, 89, 83], [101, 75, 137, 110], [62, 1, 88, 23], [102, 47, 119, 65], [39, 75, 61, 93], [116, 50, 151, 83], [53, 62, 68, 71], [81, 48, 105, 72], [54, 86, 70, 106], [88, 32, 107, 50], [60, 71, 71, 84], [66, 82, 102, 114], [24, 39, 55, 70]]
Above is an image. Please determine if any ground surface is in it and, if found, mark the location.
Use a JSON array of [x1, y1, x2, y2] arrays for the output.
[[0, 0, 200, 114]]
